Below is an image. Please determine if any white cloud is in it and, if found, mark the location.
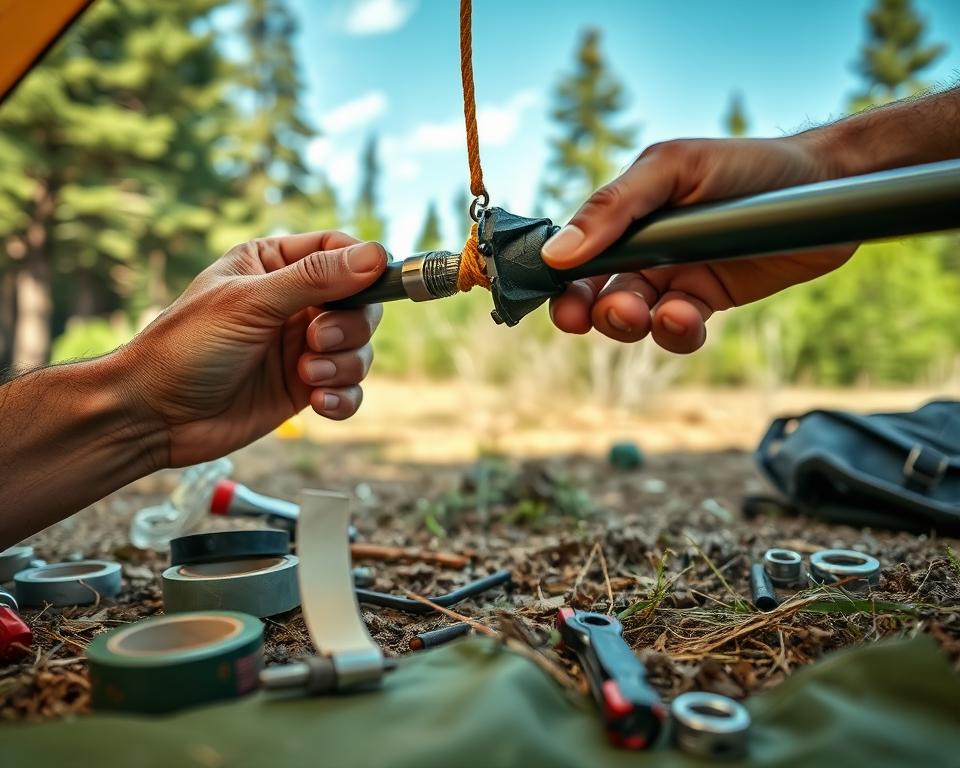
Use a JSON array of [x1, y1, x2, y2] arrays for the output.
[[328, 152, 359, 189], [344, 0, 417, 36], [323, 91, 388, 134], [306, 136, 332, 167], [405, 89, 541, 153]]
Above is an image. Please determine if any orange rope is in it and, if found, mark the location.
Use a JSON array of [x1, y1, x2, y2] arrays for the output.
[[459, 0, 487, 202], [456, 0, 491, 292]]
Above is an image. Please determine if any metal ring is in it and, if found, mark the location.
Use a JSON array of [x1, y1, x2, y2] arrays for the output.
[[672, 691, 751, 759], [809, 549, 880, 591], [763, 548, 803, 585], [469, 191, 490, 222]]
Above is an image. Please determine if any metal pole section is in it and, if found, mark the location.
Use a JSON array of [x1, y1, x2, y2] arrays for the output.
[[562, 159, 960, 280]]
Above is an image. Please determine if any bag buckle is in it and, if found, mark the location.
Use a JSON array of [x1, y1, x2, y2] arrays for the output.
[[903, 444, 948, 491]]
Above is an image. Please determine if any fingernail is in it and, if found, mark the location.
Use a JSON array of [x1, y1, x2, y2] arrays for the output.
[[661, 315, 686, 335], [541, 225, 585, 266], [607, 308, 632, 332], [307, 359, 337, 382], [315, 325, 345, 350], [346, 243, 382, 273], [321, 393, 341, 412]]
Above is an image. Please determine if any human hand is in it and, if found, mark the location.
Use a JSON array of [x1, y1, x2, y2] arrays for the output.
[[542, 135, 856, 352], [122, 231, 386, 467]]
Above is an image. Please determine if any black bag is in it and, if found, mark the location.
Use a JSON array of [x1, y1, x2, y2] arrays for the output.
[[756, 400, 960, 533]]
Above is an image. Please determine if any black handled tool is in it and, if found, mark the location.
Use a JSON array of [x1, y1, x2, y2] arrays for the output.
[[329, 159, 960, 325], [557, 608, 666, 750]]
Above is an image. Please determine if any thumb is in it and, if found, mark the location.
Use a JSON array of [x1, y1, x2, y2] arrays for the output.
[[257, 241, 387, 317]]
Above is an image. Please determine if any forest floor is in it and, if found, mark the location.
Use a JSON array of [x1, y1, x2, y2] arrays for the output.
[[3, 382, 959, 720]]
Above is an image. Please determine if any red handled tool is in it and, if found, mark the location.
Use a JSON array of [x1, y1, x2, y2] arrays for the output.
[[0, 587, 32, 661], [557, 608, 666, 750]]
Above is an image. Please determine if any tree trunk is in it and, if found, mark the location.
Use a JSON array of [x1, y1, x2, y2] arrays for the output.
[[12, 255, 52, 369]]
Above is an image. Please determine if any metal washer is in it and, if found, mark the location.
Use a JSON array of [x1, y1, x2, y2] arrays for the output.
[[809, 549, 880, 591], [763, 548, 803, 586], [672, 691, 751, 759]]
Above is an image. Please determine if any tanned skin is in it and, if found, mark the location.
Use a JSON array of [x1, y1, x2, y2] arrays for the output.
[[2, 88, 958, 546]]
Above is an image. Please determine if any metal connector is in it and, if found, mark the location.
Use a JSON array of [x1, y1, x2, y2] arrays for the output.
[[401, 250, 461, 302]]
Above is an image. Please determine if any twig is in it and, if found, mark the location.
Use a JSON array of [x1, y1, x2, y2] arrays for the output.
[[597, 544, 614, 614]]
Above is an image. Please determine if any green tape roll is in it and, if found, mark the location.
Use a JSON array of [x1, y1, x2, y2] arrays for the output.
[[162, 555, 300, 617], [87, 611, 263, 714]]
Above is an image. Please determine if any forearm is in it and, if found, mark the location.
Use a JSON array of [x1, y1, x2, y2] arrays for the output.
[[811, 86, 960, 177], [0, 351, 165, 547]]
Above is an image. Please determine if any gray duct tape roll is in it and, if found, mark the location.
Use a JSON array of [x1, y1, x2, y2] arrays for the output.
[[162, 555, 300, 618], [0, 546, 35, 582], [14, 560, 122, 607]]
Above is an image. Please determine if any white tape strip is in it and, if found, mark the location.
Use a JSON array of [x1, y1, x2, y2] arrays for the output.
[[298, 490, 382, 686]]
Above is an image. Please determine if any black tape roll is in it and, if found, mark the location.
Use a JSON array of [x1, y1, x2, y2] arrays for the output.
[[170, 529, 290, 566]]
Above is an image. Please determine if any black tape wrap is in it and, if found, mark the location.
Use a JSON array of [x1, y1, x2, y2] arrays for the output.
[[479, 207, 563, 326]]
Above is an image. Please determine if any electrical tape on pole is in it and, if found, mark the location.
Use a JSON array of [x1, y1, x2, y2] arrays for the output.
[[14, 560, 121, 607], [162, 555, 299, 617], [87, 611, 263, 714]]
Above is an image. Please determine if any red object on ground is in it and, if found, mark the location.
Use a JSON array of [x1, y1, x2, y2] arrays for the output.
[[0, 606, 32, 660], [209, 479, 237, 516]]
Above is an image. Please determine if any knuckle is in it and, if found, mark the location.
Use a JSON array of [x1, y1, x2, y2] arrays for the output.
[[295, 252, 336, 287]]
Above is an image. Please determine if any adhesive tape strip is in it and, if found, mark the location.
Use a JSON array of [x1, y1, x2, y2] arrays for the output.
[[14, 560, 121, 607], [298, 490, 383, 687], [162, 555, 299, 617], [0, 546, 35, 582], [169, 529, 290, 566], [87, 610, 263, 714]]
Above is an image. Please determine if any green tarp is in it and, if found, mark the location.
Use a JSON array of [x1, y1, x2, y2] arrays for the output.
[[4, 635, 959, 767]]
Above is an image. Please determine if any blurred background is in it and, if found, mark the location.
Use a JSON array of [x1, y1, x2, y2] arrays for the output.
[[1, 0, 959, 459]]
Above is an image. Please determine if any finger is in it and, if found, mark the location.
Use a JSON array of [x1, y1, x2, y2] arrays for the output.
[[307, 304, 383, 353], [650, 290, 714, 354], [298, 344, 374, 388], [256, 242, 387, 317], [541, 142, 695, 270], [590, 273, 660, 342], [310, 385, 364, 420], [231, 231, 364, 273], [548, 276, 609, 334]]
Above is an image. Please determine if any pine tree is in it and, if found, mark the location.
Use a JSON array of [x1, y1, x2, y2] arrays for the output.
[[415, 202, 443, 252], [544, 28, 634, 213], [724, 92, 749, 137], [854, 0, 945, 107], [354, 135, 386, 242]]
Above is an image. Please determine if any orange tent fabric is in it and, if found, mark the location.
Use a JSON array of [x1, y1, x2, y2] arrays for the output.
[[0, 0, 93, 102]]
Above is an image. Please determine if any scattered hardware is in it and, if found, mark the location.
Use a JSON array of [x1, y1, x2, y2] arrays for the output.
[[749, 563, 779, 611], [608, 441, 644, 471], [763, 547, 804, 586], [129, 458, 233, 550], [264, 491, 389, 694], [557, 608, 666, 750], [809, 549, 881, 591], [671, 691, 751, 759], [14, 560, 122, 607], [0, 586, 32, 660], [351, 567, 376, 588], [0, 546, 35, 581], [349, 543, 469, 570], [356, 570, 512, 615], [169, 529, 290, 566], [210, 479, 358, 542], [162, 555, 300, 617], [87, 611, 263, 714], [409, 623, 472, 650]]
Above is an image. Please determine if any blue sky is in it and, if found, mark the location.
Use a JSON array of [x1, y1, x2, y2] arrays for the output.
[[287, 0, 960, 255]]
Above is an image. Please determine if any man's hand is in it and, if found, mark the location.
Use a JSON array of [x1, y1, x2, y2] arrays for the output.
[[122, 231, 386, 467], [542, 135, 855, 352]]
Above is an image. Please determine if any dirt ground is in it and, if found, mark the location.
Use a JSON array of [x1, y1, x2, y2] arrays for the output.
[[3, 383, 959, 721]]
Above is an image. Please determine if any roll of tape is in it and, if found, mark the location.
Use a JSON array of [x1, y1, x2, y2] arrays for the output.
[[14, 560, 121, 607], [169, 529, 289, 566], [162, 555, 299, 617], [0, 546, 35, 581], [763, 548, 803, 586], [87, 610, 263, 714]]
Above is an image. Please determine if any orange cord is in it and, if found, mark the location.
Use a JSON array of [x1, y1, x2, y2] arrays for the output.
[[456, 0, 491, 292]]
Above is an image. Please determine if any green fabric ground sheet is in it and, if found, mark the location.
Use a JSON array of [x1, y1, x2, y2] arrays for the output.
[[4, 635, 959, 767]]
